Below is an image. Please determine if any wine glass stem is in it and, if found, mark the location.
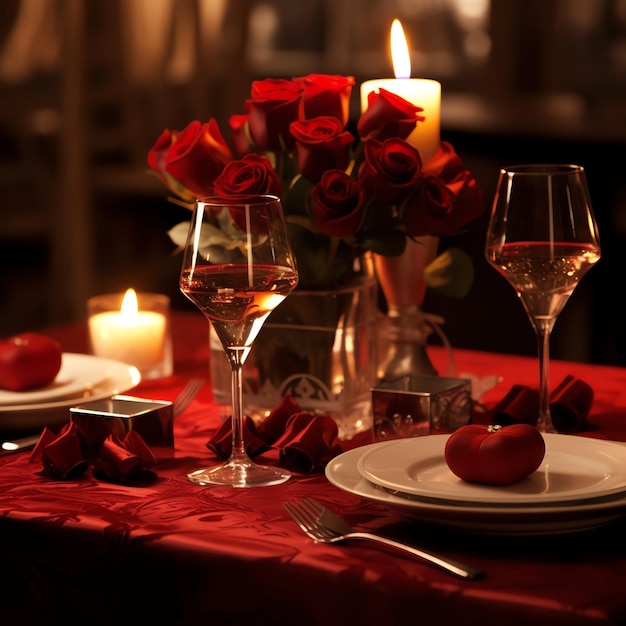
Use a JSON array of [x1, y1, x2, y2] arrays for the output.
[[229, 349, 247, 460], [536, 326, 553, 432]]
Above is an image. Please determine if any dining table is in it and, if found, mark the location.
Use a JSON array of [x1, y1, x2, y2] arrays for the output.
[[3, 310, 626, 626]]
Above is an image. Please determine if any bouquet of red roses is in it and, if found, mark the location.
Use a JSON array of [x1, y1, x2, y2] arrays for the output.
[[147, 74, 483, 289]]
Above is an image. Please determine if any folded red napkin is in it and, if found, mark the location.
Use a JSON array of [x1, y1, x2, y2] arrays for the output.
[[472, 375, 593, 432], [490, 385, 540, 426], [549, 375, 594, 433], [206, 415, 269, 459], [30, 422, 156, 484], [92, 431, 157, 483], [256, 394, 301, 444], [273, 412, 344, 474], [206, 396, 343, 473], [31, 422, 88, 480]]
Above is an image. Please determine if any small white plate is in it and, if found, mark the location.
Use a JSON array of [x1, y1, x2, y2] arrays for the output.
[[357, 434, 626, 505], [326, 442, 626, 536], [1, 353, 114, 405], [0, 353, 141, 433]]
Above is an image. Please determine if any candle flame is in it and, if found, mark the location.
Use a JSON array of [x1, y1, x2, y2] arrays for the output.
[[120, 288, 138, 322], [391, 19, 411, 79]]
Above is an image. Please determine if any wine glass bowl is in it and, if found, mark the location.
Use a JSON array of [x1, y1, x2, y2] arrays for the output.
[[180, 194, 298, 487], [485, 164, 601, 432]]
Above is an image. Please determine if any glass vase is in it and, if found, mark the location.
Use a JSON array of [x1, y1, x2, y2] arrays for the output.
[[375, 236, 440, 380], [210, 271, 379, 441]]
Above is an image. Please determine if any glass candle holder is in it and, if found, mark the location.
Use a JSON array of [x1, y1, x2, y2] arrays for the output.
[[87, 290, 173, 380]]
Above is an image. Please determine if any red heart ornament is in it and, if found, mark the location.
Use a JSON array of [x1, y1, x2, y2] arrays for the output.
[[444, 423, 546, 486], [0, 333, 63, 391]]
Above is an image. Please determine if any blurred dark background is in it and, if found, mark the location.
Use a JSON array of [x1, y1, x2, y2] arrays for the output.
[[1, 0, 625, 365]]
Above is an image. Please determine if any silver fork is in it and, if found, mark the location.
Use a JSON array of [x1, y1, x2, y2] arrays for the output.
[[283, 497, 484, 580], [173, 378, 205, 417]]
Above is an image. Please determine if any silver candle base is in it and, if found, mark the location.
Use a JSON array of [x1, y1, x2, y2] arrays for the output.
[[70, 395, 174, 460], [372, 375, 471, 441]]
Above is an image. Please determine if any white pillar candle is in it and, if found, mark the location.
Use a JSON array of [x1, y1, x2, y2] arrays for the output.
[[360, 19, 441, 162], [88, 289, 171, 378]]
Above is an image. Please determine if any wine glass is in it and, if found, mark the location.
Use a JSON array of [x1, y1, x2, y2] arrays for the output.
[[180, 194, 298, 487], [485, 164, 601, 432]]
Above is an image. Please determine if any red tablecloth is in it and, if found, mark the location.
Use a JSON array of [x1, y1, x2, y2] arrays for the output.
[[2, 312, 626, 626]]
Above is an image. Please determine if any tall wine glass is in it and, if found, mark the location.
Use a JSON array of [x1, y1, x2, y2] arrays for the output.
[[180, 195, 298, 487], [485, 164, 601, 432]]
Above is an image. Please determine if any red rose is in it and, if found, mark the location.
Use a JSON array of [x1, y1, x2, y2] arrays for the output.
[[290, 117, 354, 183], [310, 170, 367, 237], [359, 138, 422, 204], [357, 88, 424, 142], [147, 119, 233, 200], [295, 74, 355, 127], [402, 143, 484, 237], [246, 78, 301, 151], [228, 114, 252, 156], [421, 142, 484, 236], [402, 176, 456, 237], [213, 153, 282, 197]]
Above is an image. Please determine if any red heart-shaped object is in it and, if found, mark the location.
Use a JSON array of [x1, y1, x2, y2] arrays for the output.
[[0, 333, 63, 391], [444, 423, 546, 486]]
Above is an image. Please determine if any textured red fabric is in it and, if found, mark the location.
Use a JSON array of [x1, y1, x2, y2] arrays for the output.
[[2, 312, 626, 625]]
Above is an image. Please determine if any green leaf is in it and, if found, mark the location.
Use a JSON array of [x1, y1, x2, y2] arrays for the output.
[[361, 230, 407, 257], [286, 224, 357, 288], [286, 214, 317, 232], [284, 176, 314, 217], [167, 222, 191, 248], [424, 248, 475, 298], [161, 171, 195, 203], [167, 219, 249, 260]]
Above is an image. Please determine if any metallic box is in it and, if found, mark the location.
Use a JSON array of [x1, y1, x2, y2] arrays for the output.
[[70, 395, 174, 460], [371, 375, 471, 441]]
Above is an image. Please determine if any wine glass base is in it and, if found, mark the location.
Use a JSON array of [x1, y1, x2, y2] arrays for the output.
[[187, 459, 291, 488]]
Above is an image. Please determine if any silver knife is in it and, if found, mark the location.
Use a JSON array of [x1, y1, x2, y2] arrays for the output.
[[1, 434, 40, 456]]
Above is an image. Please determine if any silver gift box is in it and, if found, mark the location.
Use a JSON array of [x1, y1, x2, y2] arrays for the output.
[[70, 395, 174, 460], [371, 375, 471, 441]]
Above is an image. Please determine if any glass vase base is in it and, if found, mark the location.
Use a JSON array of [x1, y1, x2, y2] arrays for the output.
[[187, 459, 291, 488]]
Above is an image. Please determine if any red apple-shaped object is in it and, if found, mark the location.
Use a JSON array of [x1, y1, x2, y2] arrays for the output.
[[444, 423, 546, 486], [0, 333, 63, 391]]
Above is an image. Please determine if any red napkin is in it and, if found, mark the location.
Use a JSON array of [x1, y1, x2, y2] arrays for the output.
[[31, 422, 88, 480], [92, 431, 157, 483], [549, 375, 594, 433], [490, 385, 540, 426], [472, 376, 593, 432], [205, 396, 343, 474], [30, 422, 157, 484], [273, 412, 343, 474], [206, 415, 269, 459], [256, 394, 301, 444]]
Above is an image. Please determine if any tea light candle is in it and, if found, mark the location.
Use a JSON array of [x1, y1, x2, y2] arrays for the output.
[[360, 19, 441, 162], [88, 289, 171, 378]]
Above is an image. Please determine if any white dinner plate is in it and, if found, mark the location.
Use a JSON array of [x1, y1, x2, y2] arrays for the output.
[[326, 442, 626, 535], [1, 353, 121, 406], [0, 353, 141, 433], [357, 434, 626, 506]]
